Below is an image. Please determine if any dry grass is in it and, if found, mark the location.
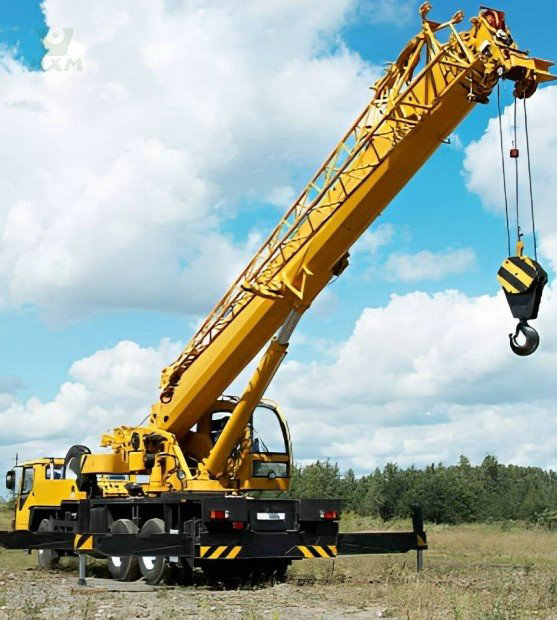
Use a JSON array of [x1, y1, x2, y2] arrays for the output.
[[288, 519, 557, 619], [0, 505, 12, 530]]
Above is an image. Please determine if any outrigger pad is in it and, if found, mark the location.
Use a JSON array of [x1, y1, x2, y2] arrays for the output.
[[497, 255, 548, 321]]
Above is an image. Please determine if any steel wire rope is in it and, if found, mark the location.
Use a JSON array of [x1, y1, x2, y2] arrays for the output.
[[523, 97, 538, 261], [513, 96, 521, 241], [497, 83, 511, 255]]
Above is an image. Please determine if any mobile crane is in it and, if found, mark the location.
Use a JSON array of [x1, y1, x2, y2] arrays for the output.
[[1, 5, 552, 585]]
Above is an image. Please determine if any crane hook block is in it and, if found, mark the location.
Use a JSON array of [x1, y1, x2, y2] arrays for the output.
[[509, 319, 539, 357], [497, 253, 548, 356]]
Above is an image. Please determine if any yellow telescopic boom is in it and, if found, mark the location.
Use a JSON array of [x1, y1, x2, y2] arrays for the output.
[[148, 5, 553, 448]]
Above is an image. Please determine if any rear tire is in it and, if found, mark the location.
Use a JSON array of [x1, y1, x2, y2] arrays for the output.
[[137, 518, 169, 585], [107, 519, 141, 581], [37, 518, 60, 569]]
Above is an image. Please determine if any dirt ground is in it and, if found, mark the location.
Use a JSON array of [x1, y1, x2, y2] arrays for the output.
[[1, 520, 557, 619]]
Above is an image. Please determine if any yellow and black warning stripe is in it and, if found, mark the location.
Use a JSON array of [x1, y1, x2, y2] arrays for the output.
[[198, 545, 243, 560], [497, 256, 537, 294], [73, 534, 94, 551], [296, 545, 337, 558]]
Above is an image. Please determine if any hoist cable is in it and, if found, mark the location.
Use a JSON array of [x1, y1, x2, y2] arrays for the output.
[[497, 83, 511, 256], [523, 97, 538, 261], [129, 412, 150, 434], [513, 96, 520, 241]]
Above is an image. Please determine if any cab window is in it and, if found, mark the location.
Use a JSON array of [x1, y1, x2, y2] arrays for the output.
[[250, 405, 289, 479], [45, 464, 63, 480], [20, 467, 34, 495], [251, 405, 288, 454]]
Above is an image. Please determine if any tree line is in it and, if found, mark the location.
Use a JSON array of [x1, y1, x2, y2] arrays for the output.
[[287, 455, 557, 525]]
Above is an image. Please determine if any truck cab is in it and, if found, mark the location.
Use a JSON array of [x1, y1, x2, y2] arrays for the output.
[[6, 459, 81, 531], [6, 458, 133, 532]]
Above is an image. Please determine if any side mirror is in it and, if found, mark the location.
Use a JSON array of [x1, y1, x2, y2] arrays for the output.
[[5, 470, 15, 491]]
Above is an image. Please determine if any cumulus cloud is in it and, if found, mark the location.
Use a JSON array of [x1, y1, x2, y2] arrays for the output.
[[0, 0, 375, 320], [264, 186, 296, 210], [268, 284, 557, 470], [464, 85, 557, 269], [3, 7, 557, 476], [4, 282, 557, 475], [383, 247, 476, 282], [352, 223, 394, 256], [0, 339, 181, 470]]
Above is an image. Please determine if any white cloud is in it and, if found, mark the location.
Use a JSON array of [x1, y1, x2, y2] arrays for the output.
[[383, 247, 476, 282], [5, 281, 557, 475], [267, 283, 557, 470], [3, 6, 557, 477], [352, 223, 394, 256], [264, 186, 296, 209], [0, 339, 181, 470], [0, 0, 375, 320], [464, 85, 557, 270], [447, 133, 463, 151]]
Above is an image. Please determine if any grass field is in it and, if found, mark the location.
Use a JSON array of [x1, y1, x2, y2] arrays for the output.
[[0, 506, 556, 619]]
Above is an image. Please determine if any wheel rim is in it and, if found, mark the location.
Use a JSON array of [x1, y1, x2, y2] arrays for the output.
[[111, 556, 122, 568], [143, 556, 156, 571]]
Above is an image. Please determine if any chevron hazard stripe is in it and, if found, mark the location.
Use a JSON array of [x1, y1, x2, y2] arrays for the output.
[[497, 256, 537, 294], [73, 534, 93, 551], [198, 545, 243, 559], [294, 545, 337, 558]]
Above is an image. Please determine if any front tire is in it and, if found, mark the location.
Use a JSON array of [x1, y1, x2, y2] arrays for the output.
[[137, 518, 169, 585], [37, 518, 60, 569], [107, 519, 141, 581]]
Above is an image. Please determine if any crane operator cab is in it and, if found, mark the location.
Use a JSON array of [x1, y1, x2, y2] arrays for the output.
[[192, 397, 293, 489]]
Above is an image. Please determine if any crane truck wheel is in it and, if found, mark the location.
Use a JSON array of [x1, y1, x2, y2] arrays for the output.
[[37, 518, 60, 569], [137, 518, 169, 585], [107, 519, 141, 582]]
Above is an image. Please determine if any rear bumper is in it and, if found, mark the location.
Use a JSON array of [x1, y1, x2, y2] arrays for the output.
[[197, 531, 338, 561]]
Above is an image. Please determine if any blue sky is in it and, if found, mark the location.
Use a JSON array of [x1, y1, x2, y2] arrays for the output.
[[1, 0, 551, 399], [1, 0, 557, 471]]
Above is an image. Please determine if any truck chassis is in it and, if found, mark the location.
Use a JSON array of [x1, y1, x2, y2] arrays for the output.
[[0, 495, 427, 584]]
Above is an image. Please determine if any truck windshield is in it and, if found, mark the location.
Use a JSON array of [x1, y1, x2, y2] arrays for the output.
[[21, 467, 34, 495]]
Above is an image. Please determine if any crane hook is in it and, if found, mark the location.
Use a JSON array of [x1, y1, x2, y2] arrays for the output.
[[509, 319, 539, 356]]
